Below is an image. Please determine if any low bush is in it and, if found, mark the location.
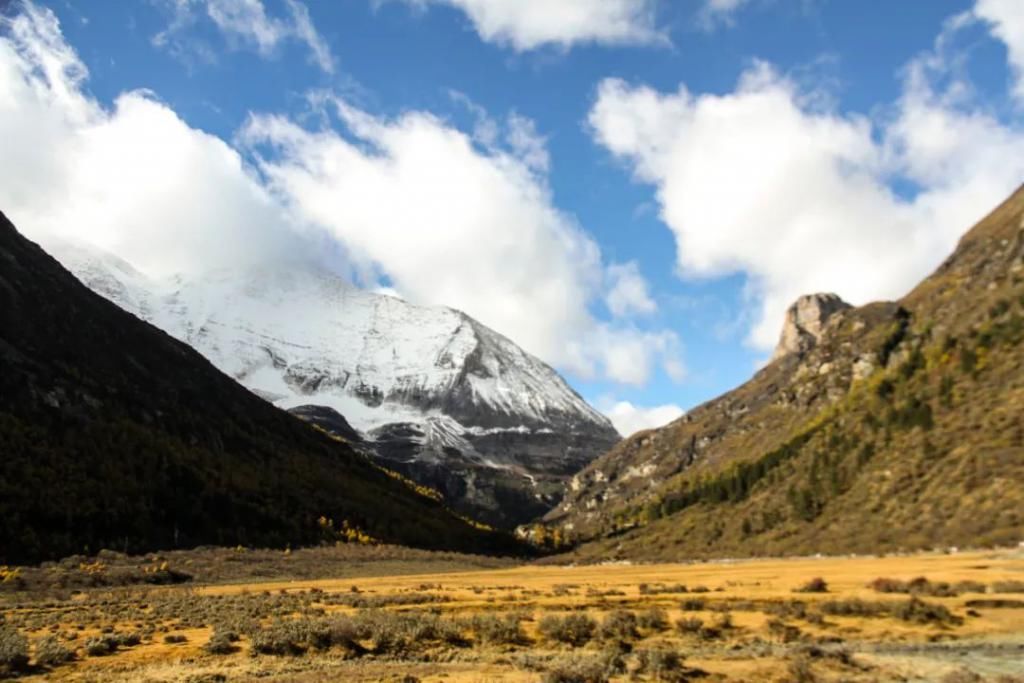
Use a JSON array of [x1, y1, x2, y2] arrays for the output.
[[468, 613, 525, 646], [33, 635, 74, 667], [893, 598, 962, 625], [637, 607, 669, 632], [766, 618, 802, 643], [0, 625, 30, 675], [84, 635, 119, 657], [992, 580, 1024, 593], [794, 577, 829, 594], [869, 577, 960, 597], [635, 647, 688, 682], [204, 628, 239, 655], [788, 656, 819, 683], [679, 598, 705, 611], [674, 617, 703, 634], [541, 650, 624, 683], [538, 614, 596, 647], [596, 610, 638, 642]]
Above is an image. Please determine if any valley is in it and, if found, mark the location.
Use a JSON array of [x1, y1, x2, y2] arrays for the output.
[[2, 546, 1023, 682]]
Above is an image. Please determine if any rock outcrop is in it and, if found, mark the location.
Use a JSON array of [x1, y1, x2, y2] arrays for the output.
[[772, 293, 852, 360]]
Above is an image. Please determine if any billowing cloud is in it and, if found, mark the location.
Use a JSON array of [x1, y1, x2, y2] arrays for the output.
[[598, 398, 684, 437], [589, 34, 1024, 349], [391, 0, 663, 51], [0, 1, 679, 387], [973, 0, 1024, 100], [154, 0, 335, 73], [240, 98, 680, 381], [0, 1, 302, 276]]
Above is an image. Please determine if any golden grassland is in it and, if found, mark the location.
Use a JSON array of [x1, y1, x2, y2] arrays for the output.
[[2, 548, 1023, 682]]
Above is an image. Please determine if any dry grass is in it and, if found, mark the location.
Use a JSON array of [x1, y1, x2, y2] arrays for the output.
[[1, 547, 1022, 681]]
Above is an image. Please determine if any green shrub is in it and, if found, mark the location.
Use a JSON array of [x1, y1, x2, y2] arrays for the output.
[[637, 607, 669, 632], [33, 635, 74, 667], [84, 635, 119, 657], [596, 610, 638, 642], [469, 613, 525, 646], [0, 625, 30, 674], [635, 647, 688, 682], [541, 650, 623, 683], [538, 614, 596, 647]]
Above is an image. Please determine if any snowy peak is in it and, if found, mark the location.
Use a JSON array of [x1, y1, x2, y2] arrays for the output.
[[47, 240, 619, 527]]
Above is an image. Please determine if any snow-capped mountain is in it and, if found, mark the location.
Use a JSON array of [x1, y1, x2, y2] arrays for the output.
[[49, 240, 620, 527]]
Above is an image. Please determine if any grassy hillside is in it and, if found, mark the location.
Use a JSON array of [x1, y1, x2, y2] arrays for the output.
[[0, 211, 521, 564], [549, 186, 1024, 561]]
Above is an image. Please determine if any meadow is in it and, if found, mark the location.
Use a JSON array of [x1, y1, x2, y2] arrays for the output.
[[1, 545, 1023, 682]]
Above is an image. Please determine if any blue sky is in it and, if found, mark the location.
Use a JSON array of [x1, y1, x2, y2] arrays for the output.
[[4, 0, 1024, 435]]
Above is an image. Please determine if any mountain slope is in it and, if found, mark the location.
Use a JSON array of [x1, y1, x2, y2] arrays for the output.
[[547, 185, 1024, 560], [48, 243, 619, 528], [0, 211, 520, 565]]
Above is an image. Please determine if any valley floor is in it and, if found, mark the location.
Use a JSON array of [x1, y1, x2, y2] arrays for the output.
[[3, 547, 1024, 682]]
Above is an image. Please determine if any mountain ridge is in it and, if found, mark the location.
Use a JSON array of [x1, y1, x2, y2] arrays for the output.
[[0, 210, 520, 564], [43, 239, 619, 528], [546, 185, 1024, 560]]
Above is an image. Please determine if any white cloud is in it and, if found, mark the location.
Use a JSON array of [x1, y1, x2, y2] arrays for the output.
[[598, 398, 684, 437], [589, 40, 1024, 350], [505, 112, 549, 173], [154, 0, 335, 73], [0, 2, 301, 277], [393, 0, 664, 51], [0, 1, 679, 387], [973, 0, 1024, 101], [699, 0, 750, 28], [606, 261, 656, 317], [240, 97, 680, 382]]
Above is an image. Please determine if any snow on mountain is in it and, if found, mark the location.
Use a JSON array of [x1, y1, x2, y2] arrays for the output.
[[46, 238, 619, 527]]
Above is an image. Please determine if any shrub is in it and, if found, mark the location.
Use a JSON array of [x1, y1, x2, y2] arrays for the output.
[[794, 577, 829, 593], [818, 599, 889, 618], [541, 650, 624, 683], [34, 635, 74, 667], [0, 625, 30, 674], [84, 635, 119, 657], [596, 610, 638, 642], [713, 612, 734, 630], [637, 607, 669, 632], [787, 656, 819, 683], [679, 598, 705, 611], [204, 632, 237, 655], [250, 622, 306, 656], [993, 580, 1024, 593], [538, 614, 596, 647], [164, 634, 188, 644], [953, 580, 987, 594], [635, 647, 688, 682], [674, 617, 703, 634], [469, 613, 525, 646], [766, 618, 802, 643], [893, 598, 962, 625]]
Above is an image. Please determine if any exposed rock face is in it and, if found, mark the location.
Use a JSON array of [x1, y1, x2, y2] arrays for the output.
[[46, 241, 619, 529], [772, 293, 852, 360]]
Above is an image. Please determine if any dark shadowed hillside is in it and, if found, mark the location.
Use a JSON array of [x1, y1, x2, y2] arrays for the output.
[[0, 211, 520, 564], [547, 186, 1024, 561]]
